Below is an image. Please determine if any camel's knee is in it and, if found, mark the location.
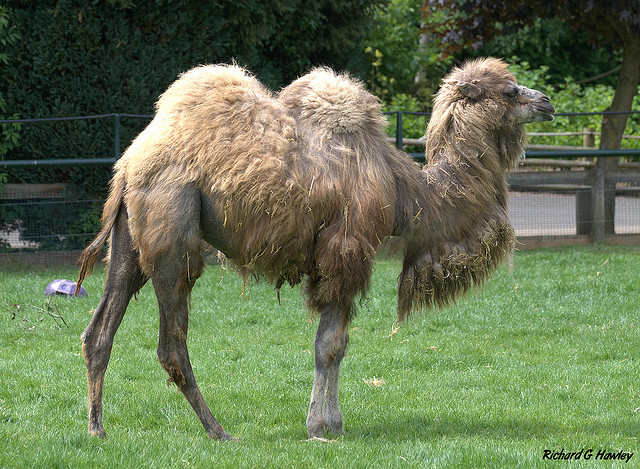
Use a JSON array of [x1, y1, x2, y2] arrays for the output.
[[157, 342, 193, 389], [333, 331, 349, 363], [315, 327, 349, 368], [314, 304, 350, 366], [159, 358, 187, 388], [81, 266, 145, 353], [157, 321, 190, 386], [81, 309, 113, 363], [82, 332, 113, 374]]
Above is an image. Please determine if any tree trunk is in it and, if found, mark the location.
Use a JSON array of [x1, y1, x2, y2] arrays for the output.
[[592, 29, 640, 240], [414, 1, 429, 86], [599, 32, 640, 150]]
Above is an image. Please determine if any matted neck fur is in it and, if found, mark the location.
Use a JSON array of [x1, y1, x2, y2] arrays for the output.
[[396, 58, 554, 318]]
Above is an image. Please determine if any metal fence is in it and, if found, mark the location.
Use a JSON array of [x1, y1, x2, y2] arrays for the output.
[[0, 112, 639, 264], [0, 184, 102, 264]]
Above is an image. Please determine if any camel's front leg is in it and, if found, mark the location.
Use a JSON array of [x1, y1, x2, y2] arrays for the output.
[[306, 302, 350, 438]]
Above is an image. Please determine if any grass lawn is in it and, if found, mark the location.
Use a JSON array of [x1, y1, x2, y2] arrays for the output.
[[0, 245, 639, 468]]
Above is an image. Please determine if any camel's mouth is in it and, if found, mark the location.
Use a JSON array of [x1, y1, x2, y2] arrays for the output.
[[539, 111, 555, 122], [534, 100, 555, 121]]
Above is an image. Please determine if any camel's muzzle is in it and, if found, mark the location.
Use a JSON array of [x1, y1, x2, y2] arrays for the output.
[[534, 94, 555, 121]]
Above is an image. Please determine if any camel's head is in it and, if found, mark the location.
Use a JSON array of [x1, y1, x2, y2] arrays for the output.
[[425, 57, 554, 169], [437, 57, 555, 128]]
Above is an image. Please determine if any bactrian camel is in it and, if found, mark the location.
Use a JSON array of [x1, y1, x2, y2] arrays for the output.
[[76, 57, 554, 440]]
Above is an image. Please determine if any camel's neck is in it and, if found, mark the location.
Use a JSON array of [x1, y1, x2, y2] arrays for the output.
[[397, 140, 511, 245], [393, 123, 524, 319], [419, 114, 526, 237]]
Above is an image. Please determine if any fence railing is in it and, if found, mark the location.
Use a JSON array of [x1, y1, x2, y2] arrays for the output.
[[2, 110, 640, 167], [0, 111, 638, 257], [392, 128, 640, 153], [0, 113, 153, 168]]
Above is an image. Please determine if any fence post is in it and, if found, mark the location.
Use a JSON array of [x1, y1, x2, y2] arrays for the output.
[[114, 113, 121, 160], [576, 189, 591, 235], [583, 127, 596, 148], [576, 127, 597, 235], [395, 111, 403, 150], [590, 161, 606, 242]]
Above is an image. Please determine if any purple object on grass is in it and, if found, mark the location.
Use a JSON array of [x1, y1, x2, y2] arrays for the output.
[[45, 279, 87, 297]]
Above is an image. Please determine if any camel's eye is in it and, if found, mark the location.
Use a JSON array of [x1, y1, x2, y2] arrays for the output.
[[504, 84, 519, 100]]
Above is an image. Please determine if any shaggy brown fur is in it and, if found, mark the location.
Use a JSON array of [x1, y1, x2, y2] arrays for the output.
[[76, 58, 553, 440], [396, 57, 538, 318], [80, 65, 402, 314]]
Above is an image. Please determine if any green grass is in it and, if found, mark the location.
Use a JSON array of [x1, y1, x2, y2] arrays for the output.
[[1, 245, 639, 468]]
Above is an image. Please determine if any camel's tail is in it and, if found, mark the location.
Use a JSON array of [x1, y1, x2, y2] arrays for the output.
[[75, 172, 126, 295]]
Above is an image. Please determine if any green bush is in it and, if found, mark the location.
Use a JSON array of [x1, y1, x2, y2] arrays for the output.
[[0, 6, 20, 158], [383, 93, 428, 140]]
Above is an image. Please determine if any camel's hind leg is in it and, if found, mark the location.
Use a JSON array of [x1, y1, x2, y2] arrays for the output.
[[306, 302, 350, 438], [150, 249, 232, 440], [81, 205, 148, 437]]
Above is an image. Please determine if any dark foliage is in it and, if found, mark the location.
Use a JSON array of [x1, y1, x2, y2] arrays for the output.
[[422, 1, 640, 57], [461, 19, 622, 86], [0, 0, 383, 247]]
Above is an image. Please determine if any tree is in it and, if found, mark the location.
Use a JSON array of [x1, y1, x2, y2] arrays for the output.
[[422, 1, 639, 150], [422, 0, 640, 238], [364, 0, 426, 99]]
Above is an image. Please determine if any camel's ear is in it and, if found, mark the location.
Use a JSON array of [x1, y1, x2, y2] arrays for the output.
[[457, 81, 482, 99]]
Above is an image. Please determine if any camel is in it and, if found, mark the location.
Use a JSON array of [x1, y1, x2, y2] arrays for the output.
[[76, 57, 554, 440]]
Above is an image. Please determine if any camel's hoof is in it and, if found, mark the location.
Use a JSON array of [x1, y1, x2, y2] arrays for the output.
[[307, 425, 344, 441], [88, 426, 106, 438], [326, 427, 344, 435], [323, 421, 344, 435], [220, 432, 240, 442], [306, 425, 323, 440], [207, 428, 239, 441]]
